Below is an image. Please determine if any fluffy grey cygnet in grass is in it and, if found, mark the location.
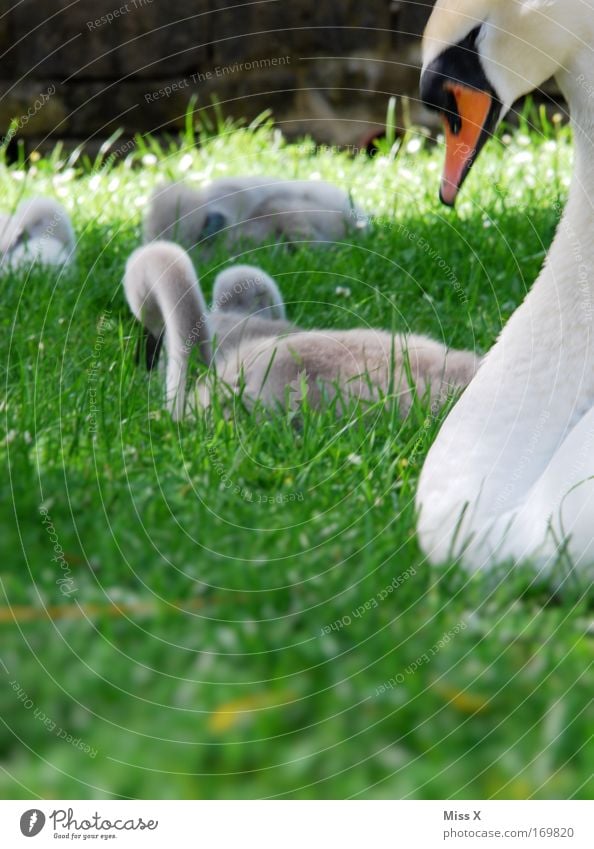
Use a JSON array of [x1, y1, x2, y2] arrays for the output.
[[208, 264, 294, 359], [123, 242, 292, 419], [0, 197, 75, 269], [212, 264, 286, 321], [212, 326, 479, 416], [208, 264, 478, 414], [143, 176, 367, 250], [124, 241, 213, 420], [124, 242, 479, 420]]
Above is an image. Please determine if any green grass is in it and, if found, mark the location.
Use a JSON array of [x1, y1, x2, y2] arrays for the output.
[[1, 112, 592, 800]]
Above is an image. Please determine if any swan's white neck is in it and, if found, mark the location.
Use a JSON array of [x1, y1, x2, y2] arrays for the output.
[[417, 51, 594, 563]]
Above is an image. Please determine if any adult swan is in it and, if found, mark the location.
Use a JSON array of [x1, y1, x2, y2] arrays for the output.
[[417, 0, 594, 573]]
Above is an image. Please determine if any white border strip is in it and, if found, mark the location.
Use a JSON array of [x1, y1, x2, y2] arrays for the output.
[[1, 800, 592, 847]]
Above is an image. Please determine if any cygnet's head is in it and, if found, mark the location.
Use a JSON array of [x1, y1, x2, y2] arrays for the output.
[[0, 197, 75, 255], [211, 264, 286, 321], [143, 182, 228, 247]]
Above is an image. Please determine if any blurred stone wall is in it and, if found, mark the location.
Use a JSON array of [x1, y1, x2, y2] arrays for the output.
[[0, 0, 562, 154], [0, 0, 441, 152]]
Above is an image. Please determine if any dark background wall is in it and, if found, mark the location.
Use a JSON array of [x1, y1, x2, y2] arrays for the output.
[[0, 0, 562, 154], [0, 0, 437, 151]]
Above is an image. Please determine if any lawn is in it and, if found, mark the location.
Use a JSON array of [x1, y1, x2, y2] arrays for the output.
[[1, 111, 592, 799]]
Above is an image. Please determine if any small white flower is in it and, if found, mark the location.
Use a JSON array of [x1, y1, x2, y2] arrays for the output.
[[178, 153, 193, 173], [513, 151, 533, 165]]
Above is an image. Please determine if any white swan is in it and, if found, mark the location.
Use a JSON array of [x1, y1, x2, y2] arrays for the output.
[[143, 177, 367, 249], [417, 0, 594, 572], [0, 197, 75, 269], [124, 242, 478, 420]]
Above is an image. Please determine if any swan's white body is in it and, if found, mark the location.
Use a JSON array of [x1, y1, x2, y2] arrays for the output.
[[0, 198, 75, 270], [124, 242, 478, 420], [417, 0, 594, 572], [143, 177, 367, 249]]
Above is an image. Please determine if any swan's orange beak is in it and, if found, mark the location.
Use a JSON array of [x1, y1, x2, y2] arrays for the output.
[[420, 26, 503, 206], [440, 84, 493, 206]]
